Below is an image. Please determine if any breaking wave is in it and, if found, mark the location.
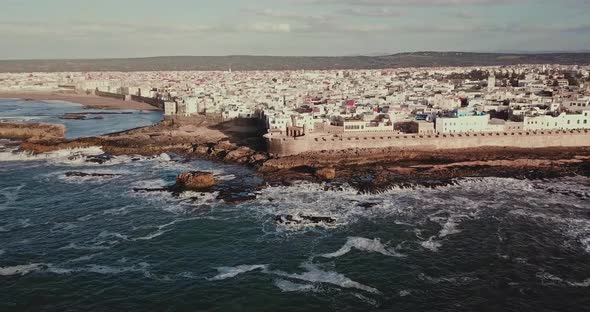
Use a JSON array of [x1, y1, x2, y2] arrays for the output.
[[0, 147, 104, 163], [271, 262, 380, 294], [274, 279, 317, 293], [0, 184, 25, 211], [207, 264, 268, 281], [0, 263, 44, 276], [321, 237, 405, 258], [537, 272, 590, 287]]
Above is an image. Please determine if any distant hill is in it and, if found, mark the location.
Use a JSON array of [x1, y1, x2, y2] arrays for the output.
[[1, 52, 590, 73]]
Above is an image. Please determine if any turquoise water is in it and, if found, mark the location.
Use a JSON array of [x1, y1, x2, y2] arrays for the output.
[[1, 100, 590, 311]]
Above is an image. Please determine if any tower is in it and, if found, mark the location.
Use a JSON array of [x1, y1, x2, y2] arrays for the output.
[[488, 75, 496, 92]]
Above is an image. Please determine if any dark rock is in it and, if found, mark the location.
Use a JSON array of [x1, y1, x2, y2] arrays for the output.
[[175, 171, 216, 191], [65, 172, 120, 178], [132, 187, 169, 193], [275, 214, 336, 225], [315, 167, 336, 180], [84, 154, 114, 164]]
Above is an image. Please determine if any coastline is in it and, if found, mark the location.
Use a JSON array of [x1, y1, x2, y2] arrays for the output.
[[0, 90, 160, 111], [2, 115, 589, 194]]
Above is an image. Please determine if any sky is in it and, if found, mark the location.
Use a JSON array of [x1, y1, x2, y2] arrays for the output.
[[1, 0, 589, 59]]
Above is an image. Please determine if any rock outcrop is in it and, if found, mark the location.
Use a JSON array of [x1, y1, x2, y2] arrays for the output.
[[0, 122, 65, 140], [175, 171, 216, 191], [315, 167, 336, 180], [65, 172, 120, 178], [275, 214, 336, 226]]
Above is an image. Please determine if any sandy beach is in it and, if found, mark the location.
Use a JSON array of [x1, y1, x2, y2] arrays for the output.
[[0, 90, 160, 111]]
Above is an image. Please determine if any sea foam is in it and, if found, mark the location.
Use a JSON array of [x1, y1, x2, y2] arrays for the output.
[[321, 237, 405, 258], [207, 264, 268, 281], [0, 263, 44, 276]]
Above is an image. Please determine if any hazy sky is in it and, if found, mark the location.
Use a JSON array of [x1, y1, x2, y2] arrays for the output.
[[1, 0, 589, 59]]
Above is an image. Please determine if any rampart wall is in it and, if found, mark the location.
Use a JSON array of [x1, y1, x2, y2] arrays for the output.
[[267, 130, 590, 157]]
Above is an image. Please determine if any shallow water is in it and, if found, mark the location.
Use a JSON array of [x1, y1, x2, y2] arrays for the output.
[[0, 98, 162, 138], [1, 103, 590, 311]]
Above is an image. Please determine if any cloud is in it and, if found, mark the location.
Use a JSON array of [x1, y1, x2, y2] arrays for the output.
[[245, 23, 292, 33], [289, 0, 519, 6], [0, 20, 296, 39], [337, 7, 404, 17], [451, 10, 479, 18]]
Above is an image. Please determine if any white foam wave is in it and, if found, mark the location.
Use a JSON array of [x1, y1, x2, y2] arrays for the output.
[[399, 290, 412, 297], [208, 264, 268, 281], [537, 272, 590, 287], [98, 231, 129, 241], [245, 178, 509, 234], [0, 146, 104, 163], [438, 218, 462, 238], [216, 174, 236, 181], [207, 261, 380, 294], [274, 279, 317, 293], [0, 184, 25, 211], [321, 237, 405, 258], [130, 179, 169, 189], [133, 230, 170, 241], [420, 236, 442, 252], [102, 205, 133, 216], [45, 262, 150, 276], [271, 262, 380, 294], [132, 217, 200, 241], [0, 263, 44, 276], [352, 293, 378, 306]]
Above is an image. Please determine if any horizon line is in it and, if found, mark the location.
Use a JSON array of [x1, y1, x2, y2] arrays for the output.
[[2, 50, 590, 62]]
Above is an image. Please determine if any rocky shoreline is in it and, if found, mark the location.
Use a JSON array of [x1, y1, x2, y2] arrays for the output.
[[0, 122, 65, 141], [5, 117, 590, 193]]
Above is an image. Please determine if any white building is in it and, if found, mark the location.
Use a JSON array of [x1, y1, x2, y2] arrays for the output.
[[164, 101, 177, 116], [523, 111, 590, 130], [436, 114, 490, 133]]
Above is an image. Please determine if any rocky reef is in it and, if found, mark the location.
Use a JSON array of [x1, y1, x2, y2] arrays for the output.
[[0, 122, 65, 140], [315, 167, 336, 180], [174, 171, 216, 191], [11, 116, 590, 193]]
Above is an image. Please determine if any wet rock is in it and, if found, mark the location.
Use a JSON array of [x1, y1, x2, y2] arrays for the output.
[[193, 145, 211, 155], [211, 140, 238, 155], [224, 146, 256, 163], [132, 187, 169, 193], [175, 171, 216, 191], [275, 214, 336, 225], [58, 113, 87, 120], [249, 153, 269, 163], [65, 172, 120, 178], [84, 154, 114, 164], [315, 167, 336, 180]]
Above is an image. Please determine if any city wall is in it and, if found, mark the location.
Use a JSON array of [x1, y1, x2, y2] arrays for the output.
[[267, 130, 590, 157], [94, 90, 164, 110]]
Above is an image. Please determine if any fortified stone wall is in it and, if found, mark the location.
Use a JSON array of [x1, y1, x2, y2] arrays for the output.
[[130, 95, 164, 110], [267, 130, 590, 157]]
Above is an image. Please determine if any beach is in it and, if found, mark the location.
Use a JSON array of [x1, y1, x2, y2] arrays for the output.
[[0, 90, 159, 111]]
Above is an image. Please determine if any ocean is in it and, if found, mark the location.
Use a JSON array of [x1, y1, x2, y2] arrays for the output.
[[1, 100, 590, 311]]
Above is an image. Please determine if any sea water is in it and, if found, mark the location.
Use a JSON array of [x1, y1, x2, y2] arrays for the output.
[[1, 100, 590, 311], [0, 98, 162, 138]]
